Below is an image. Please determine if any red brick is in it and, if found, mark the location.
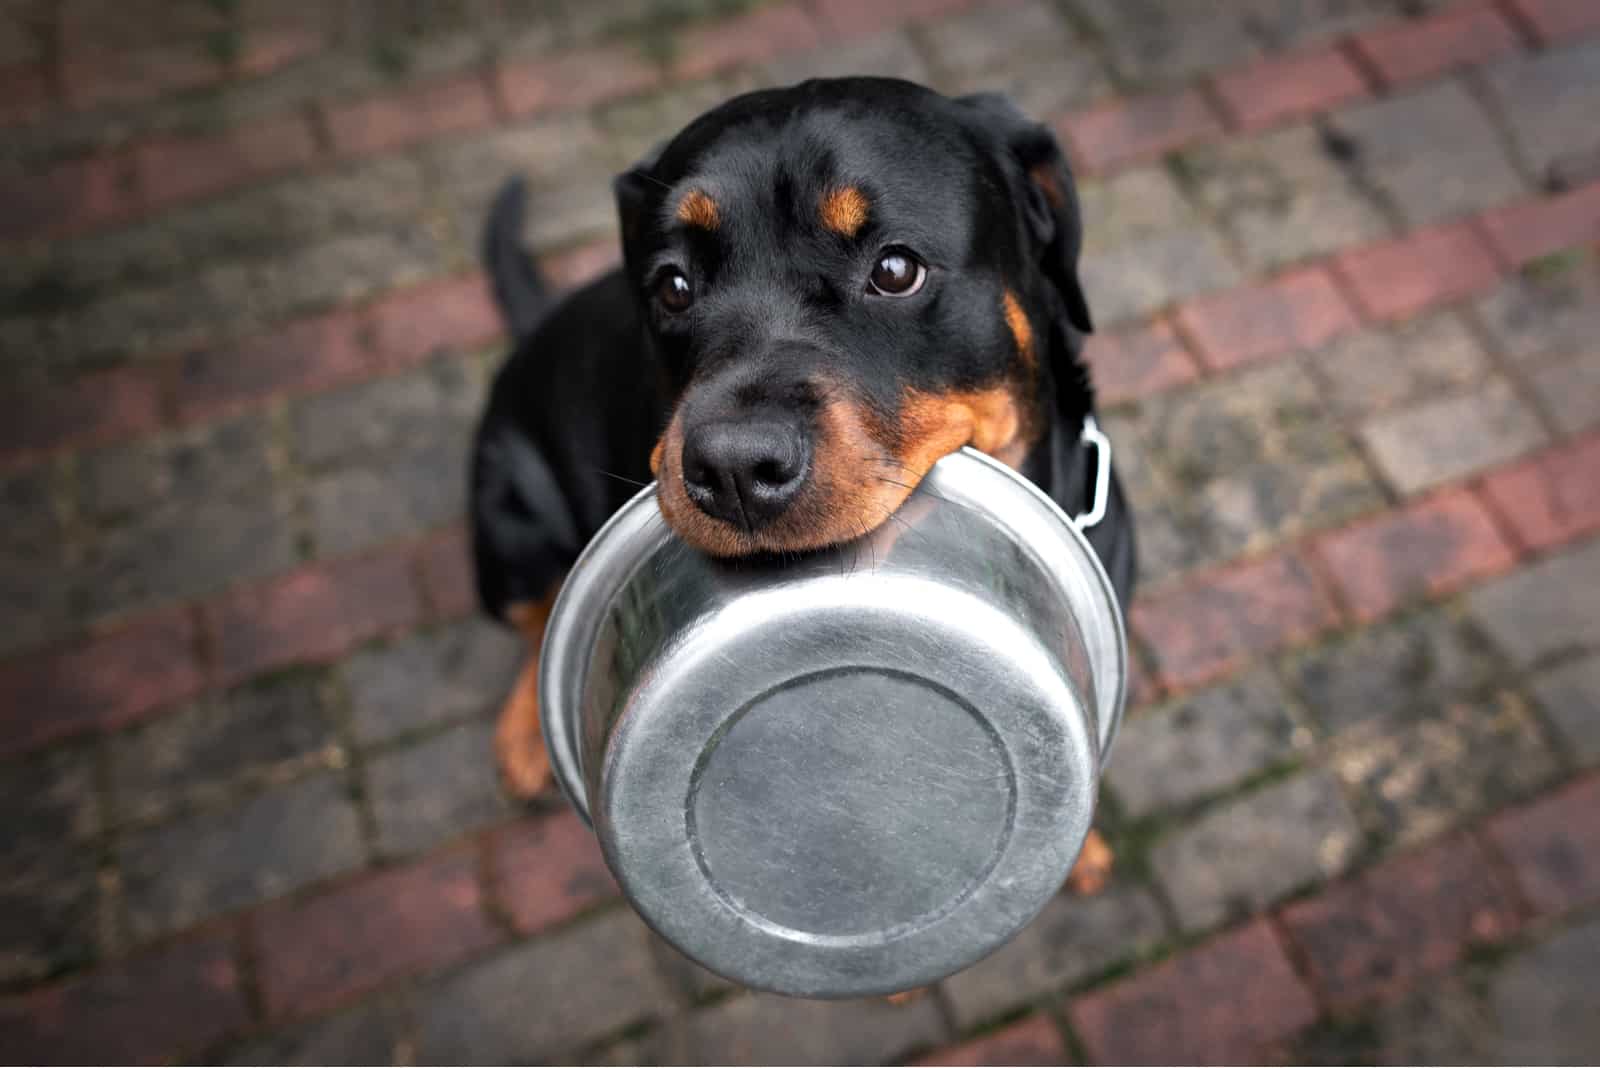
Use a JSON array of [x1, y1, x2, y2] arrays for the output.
[[1485, 775, 1600, 916], [1353, 1, 1519, 86], [1176, 267, 1359, 370], [62, 46, 222, 110], [171, 307, 370, 424], [1508, 0, 1600, 41], [1212, 45, 1369, 131], [1132, 550, 1338, 690], [0, 929, 247, 1064], [234, 25, 325, 78], [1314, 489, 1517, 622], [811, 0, 977, 38], [1057, 89, 1224, 175], [541, 236, 623, 292], [495, 43, 660, 118], [257, 846, 501, 1019], [1084, 320, 1200, 404], [0, 64, 52, 127], [136, 112, 319, 208], [0, 609, 203, 758], [1477, 181, 1600, 268], [323, 75, 497, 159], [672, 2, 824, 80], [491, 809, 617, 935], [1280, 834, 1521, 1008], [1070, 920, 1316, 1063], [205, 549, 425, 686], [0, 366, 164, 463], [416, 525, 475, 622], [367, 273, 502, 369], [1479, 434, 1600, 551], [915, 1014, 1066, 1066], [1333, 221, 1501, 321], [0, 153, 135, 241]]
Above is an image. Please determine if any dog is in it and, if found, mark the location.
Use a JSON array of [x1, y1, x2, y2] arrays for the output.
[[469, 78, 1135, 899]]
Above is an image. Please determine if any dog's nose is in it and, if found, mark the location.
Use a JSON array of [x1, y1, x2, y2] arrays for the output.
[[681, 419, 810, 531]]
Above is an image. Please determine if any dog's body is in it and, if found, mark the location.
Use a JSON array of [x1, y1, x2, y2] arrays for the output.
[[470, 78, 1135, 884]]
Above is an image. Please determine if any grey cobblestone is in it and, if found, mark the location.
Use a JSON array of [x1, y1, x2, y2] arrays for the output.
[[0, 846, 100, 984], [225, 993, 412, 1066], [921, 0, 1112, 117], [1300, 313, 1492, 419], [1078, 166, 1196, 257], [1481, 41, 1600, 186], [760, 29, 930, 87], [1472, 256, 1600, 366], [1490, 919, 1600, 1063], [1360, 378, 1547, 493], [365, 722, 505, 857], [1529, 349, 1600, 435], [1530, 654, 1600, 765], [676, 986, 946, 1065], [1079, 227, 1242, 326], [344, 620, 523, 746], [292, 357, 484, 469], [1468, 539, 1600, 667], [1076, 0, 1261, 84]]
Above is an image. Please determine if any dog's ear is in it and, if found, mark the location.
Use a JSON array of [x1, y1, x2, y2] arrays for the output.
[[614, 140, 669, 280], [957, 92, 1093, 335]]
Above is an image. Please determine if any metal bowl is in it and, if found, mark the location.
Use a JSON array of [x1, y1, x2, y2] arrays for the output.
[[540, 447, 1126, 998]]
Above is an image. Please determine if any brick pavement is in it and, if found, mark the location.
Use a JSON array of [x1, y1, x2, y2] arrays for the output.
[[2, 0, 1599, 1062]]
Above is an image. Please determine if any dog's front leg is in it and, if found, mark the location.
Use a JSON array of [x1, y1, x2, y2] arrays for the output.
[[495, 579, 565, 799]]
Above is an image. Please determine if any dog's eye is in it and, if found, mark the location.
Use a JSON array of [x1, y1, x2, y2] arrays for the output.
[[866, 247, 926, 297], [654, 268, 694, 313]]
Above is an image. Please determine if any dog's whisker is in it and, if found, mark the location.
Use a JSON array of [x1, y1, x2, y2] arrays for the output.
[[592, 467, 651, 488]]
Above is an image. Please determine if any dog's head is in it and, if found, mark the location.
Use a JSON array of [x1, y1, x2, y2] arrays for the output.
[[616, 78, 1095, 556]]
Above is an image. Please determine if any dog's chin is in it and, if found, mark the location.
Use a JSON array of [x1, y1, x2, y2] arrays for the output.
[[653, 474, 923, 559]]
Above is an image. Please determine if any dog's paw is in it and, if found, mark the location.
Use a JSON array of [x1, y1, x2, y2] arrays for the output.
[[1067, 828, 1114, 896], [885, 988, 930, 1006], [495, 660, 553, 800]]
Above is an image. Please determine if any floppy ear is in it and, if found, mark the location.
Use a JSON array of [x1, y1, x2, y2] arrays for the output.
[[613, 140, 669, 282], [957, 93, 1094, 335]]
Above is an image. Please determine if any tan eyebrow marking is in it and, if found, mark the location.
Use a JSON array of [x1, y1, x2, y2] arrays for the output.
[[819, 185, 870, 237], [676, 189, 719, 230]]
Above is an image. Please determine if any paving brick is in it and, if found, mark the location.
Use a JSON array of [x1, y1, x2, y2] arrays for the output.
[[1246, 0, 1393, 46], [1058, 89, 1223, 174], [1078, 227, 1241, 325], [323, 74, 497, 158], [1212, 46, 1368, 131], [365, 722, 505, 857], [1469, 538, 1600, 666], [1353, 1, 1520, 86], [418, 910, 674, 1062], [1083, 320, 1198, 406], [0, 63, 50, 127], [136, 113, 319, 208], [1485, 775, 1600, 916], [490, 809, 617, 936], [120, 772, 365, 938], [672, 1, 822, 80], [172, 307, 372, 423], [915, 1013, 1066, 1066], [1530, 655, 1600, 763], [291, 357, 482, 471], [1529, 349, 1600, 435], [1077, 166, 1196, 257], [225, 992, 411, 1066], [0, 746, 99, 858], [77, 405, 276, 522], [1133, 550, 1339, 689], [306, 444, 468, 558], [680, 987, 946, 1065], [366, 273, 501, 370], [0, 845, 99, 985], [1481, 42, 1600, 185], [258, 846, 500, 1019], [416, 525, 476, 621], [206, 549, 426, 686], [1070, 919, 1316, 1063], [758, 27, 927, 86], [1176, 266, 1359, 370], [944, 883, 1169, 1029], [1334, 220, 1502, 321], [1154, 770, 1362, 931], [1176, 124, 1391, 272], [495, 42, 661, 119], [1481, 435, 1600, 552], [1331, 688, 1558, 845], [920, 1, 1111, 118], [1282, 608, 1496, 734], [1329, 81, 1526, 227], [809, 0, 973, 38], [0, 366, 163, 462], [1107, 669, 1305, 818], [344, 619, 521, 745], [0, 931, 248, 1064], [1281, 833, 1521, 1007], [1472, 256, 1600, 365], [0, 152, 136, 242], [1489, 918, 1600, 1062], [0, 609, 203, 757], [1509, 0, 1600, 40], [1301, 312, 1492, 417], [1075, 0, 1260, 83], [1360, 378, 1546, 493], [1316, 488, 1518, 621], [1479, 183, 1600, 269], [109, 674, 338, 824]]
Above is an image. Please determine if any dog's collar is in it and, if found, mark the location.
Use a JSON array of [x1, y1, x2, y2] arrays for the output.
[[1072, 415, 1112, 532]]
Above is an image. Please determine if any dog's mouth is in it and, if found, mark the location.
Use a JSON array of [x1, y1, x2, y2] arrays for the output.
[[652, 387, 1031, 558]]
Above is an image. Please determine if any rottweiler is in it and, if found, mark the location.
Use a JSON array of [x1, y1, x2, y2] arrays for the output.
[[470, 77, 1135, 896]]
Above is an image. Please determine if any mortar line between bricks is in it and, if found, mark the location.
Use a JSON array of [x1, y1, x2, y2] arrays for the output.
[[1491, 0, 1546, 47]]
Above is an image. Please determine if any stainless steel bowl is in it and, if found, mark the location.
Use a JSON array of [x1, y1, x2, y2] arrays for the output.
[[540, 447, 1126, 998]]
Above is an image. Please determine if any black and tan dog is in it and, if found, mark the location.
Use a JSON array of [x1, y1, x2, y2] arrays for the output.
[[470, 78, 1134, 892]]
